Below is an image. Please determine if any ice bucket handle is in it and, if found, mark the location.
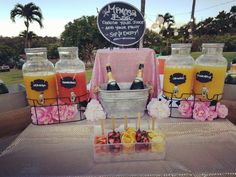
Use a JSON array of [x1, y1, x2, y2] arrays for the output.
[[93, 85, 100, 94], [145, 82, 153, 95]]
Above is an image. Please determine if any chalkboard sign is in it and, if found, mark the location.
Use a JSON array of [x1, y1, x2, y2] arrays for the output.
[[31, 79, 48, 92], [97, 1, 145, 46], [196, 71, 213, 83], [170, 73, 186, 86], [60, 77, 77, 88]]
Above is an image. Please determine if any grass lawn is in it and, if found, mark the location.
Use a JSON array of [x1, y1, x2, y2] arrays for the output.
[[0, 69, 23, 85], [0, 69, 92, 85], [192, 52, 236, 62], [0, 51, 235, 85]]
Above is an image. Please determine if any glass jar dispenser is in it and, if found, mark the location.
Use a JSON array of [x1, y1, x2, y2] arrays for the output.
[[23, 48, 57, 106], [194, 43, 227, 100], [163, 43, 195, 98], [55, 47, 87, 104]]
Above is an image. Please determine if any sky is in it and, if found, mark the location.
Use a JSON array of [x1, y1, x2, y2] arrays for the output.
[[0, 0, 235, 37]]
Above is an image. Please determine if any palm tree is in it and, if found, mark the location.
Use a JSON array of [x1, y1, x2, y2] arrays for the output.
[[10, 2, 43, 48], [19, 30, 37, 48], [159, 13, 175, 29], [158, 13, 175, 47]]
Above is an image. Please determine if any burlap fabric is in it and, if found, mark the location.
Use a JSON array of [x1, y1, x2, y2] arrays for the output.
[[0, 119, 236, 177]]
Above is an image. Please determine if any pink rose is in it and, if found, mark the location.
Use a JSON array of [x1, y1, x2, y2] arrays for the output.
[[51, 100, 78, 121], [66, 105, 78, 120], [178, 100, 192, 113], [194, 101, 210, 108], [207, 106, 218, 121], [31, 107, 54, 124], [178, 100, 193, 118], [193, 104, 209, 121], [216, 103, 228, 118], [181, 110, 192, 118], [40, 111, 54, 124], [51, 105, 67, 121]]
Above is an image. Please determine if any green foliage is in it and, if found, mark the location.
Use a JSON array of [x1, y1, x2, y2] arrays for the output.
[[19, 30, 37, 48], [47, 43, 60, 59], [61, 16, 109, 63], [178, 6, 236, 40], [191, 52, 236, 63], [0, 36, 60, 65], [0, 45, 16, 65], [191, 34, 236, 52]]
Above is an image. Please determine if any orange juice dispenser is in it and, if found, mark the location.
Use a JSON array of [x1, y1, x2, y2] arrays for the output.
[[163, 44, 194, 98], [194, 43, 227, 100], [23, 48, 57, 106], [55, 47, 87, 105]]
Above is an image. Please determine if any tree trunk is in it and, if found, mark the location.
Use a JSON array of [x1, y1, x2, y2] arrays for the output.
[[139, 0, 145, 48], [25, 19, 29, 48], [190, 0, 196, 43]]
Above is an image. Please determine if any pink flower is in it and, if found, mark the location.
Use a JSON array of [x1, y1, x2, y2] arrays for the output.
[[178, 100, 193, 118], [66, 105, 78, 120], [31, 107, 54, 124], [194, 101, 210, 108], [207, 106, 218, 121], [178, 100, 192, 113], [30, 99, 80, 124], [181, 110, 192, 118], [193, 104, 209, 121], [216, 103, 228, 118], [51, 104, 67, 121]]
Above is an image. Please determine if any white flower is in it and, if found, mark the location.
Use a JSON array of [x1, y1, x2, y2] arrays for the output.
[[84, 99, 106, 121], [147, 98, 170, 119]]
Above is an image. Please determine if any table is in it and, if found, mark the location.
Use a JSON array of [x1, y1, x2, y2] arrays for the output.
[[0, 118, 236, 177], [90, 48, 160, 98]]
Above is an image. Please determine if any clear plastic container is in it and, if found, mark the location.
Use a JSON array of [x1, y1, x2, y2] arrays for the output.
[[194, 43, 227, 100], [23, 48, 57, 106], [93, 125, 166, 162], [163, 43, 195, 98], [55, 47, 87, 104]]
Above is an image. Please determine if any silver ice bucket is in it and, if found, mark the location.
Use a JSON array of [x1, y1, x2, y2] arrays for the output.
[[98, 82, 150, 118]]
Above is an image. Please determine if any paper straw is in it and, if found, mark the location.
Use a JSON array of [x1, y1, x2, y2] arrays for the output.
[[100, 119, 105, 135], [152, 116, 156, 130], [137, 112, 141, 130], [112, 117, 116, 131]]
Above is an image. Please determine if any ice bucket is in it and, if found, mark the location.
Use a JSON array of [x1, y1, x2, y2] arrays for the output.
[[98, 82, 150, 118]]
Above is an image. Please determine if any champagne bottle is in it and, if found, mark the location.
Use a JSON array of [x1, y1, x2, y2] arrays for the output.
[[106, 65, 120, 90], [130, 64, 144, 90]]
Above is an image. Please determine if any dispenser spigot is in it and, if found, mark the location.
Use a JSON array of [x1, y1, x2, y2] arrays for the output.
[[173, 86, 179, 97], [39, 93, 45, 105], [70, 91, 76, 103], [202, 87, 208, 98]]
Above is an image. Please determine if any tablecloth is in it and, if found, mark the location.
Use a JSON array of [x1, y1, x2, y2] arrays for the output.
[[1, 118, 236, 177], [90, 48, 160, 98]]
